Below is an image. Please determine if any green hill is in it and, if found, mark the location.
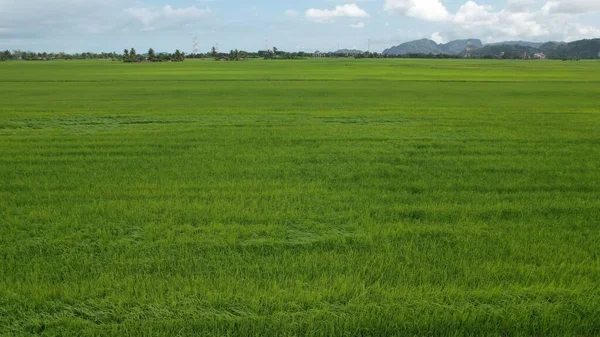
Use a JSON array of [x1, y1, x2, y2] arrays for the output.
[[383, 39, 483, 55], [540, 39, 600, 59], [384, 38, 600, 59], [334, 49, 364, 55], [470, 39, 600, 59]]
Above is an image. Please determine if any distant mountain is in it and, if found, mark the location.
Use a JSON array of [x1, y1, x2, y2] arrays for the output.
[[471, 39, 600, 59], [382, 39, 483, 55], [470, 45, 538, 58], [334, 49, 364, 55], [383, 38, 600, 59], [383, 39, 438, 55], [486, 41, 547, 48], [442, 39, 484, 54], [539, 39, 600, 59]]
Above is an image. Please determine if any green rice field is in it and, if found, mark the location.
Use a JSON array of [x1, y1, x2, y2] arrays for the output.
[[1, 59, 600, 336]]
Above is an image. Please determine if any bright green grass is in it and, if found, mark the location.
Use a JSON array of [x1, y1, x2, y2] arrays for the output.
[[1, 59, 599, 336]]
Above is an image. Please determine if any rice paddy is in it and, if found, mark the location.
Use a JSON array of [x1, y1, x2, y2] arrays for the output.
[[1, 59, 599, 336]]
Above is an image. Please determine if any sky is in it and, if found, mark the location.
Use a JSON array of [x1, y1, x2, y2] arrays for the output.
[[0, 0, 599, 53]]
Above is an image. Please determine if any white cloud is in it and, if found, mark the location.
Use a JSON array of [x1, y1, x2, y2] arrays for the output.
[[506, 0, 538, 13], [350, 21, 366, 28], [384, 0, 600, 42], [0, 0, 213, 39], [453, 1, 547, 40], [125, 8, 159, 27], [306, 4, 369, 23], [453, 1, 495, 27], [575, 24, 600, 36], [431, 32, 445, 43], [384, 0, 451, 22], [126, 5, 211, 31], [1, 0, 599, 52], [541, 0, 600, 14], [0, 0, 128, 38]]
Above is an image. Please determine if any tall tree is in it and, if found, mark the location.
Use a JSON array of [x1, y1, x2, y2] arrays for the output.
[[211, 46, 217, 59], [173, 50, 185, 62], [148, 48, 155, 62], [0, 50, 12, 61]]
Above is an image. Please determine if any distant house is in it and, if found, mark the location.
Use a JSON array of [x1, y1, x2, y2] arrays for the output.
[[533, 52, 547, 59], [219, 56, 229, 61]]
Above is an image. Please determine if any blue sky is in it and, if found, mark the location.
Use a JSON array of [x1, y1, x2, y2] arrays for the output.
[[0, 0, 599, 52]]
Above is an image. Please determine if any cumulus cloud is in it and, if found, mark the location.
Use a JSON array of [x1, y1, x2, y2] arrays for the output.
[[125, 5, 211, 31], [453, 1, 547, 40], [453, 1, 496, 27], [0, 0, 128, 38], [0, 0, 212, 39], [1, 0, 599, 51], [506, 0, 538, 13], [306, 4, 369, 23], [541, 0, 600, 14], [431, 32, 445, 43], [384, 0, 451, 21], [384, 0, 600, 42]]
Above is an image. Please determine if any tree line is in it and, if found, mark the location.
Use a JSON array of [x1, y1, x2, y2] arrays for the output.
[[1, 47, 387, 62], [189, 46, 308, 61], [122, 48, 185, 62], [10, 47, 592, 62], [0, 49, 466, 62], [0, 50, 119, 61], [0, 48, 186, 62]]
